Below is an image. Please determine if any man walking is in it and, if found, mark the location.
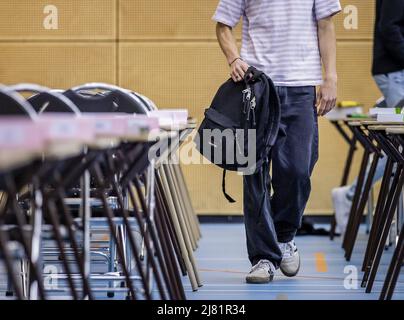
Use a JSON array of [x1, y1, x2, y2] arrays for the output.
[[213, 0, 341, 283]]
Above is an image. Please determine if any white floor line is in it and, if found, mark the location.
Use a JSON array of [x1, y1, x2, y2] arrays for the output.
[[185, 289, 401, 293]]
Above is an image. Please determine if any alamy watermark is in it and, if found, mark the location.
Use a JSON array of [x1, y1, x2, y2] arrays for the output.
[[148, 128, 257, 175], [43, 5, 58, 30], [344, 265, 359, 290]]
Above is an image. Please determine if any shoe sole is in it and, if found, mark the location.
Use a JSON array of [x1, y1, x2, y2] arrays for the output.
[[280, 254, 301, 277], [245, 274, 274, 284]]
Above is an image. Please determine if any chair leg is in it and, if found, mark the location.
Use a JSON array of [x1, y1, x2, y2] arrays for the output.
[[156, 173, 188, 276], [44, 198, 79, 300], [331, 135, 357, 240], [90, 163, 137, 300], [171, 162, 200, 243], [345, 153, 379, 261], [55, 189, 94, 300], [366, 165, 404, 293], [109, 179, 153, 300], [101, 147, 171, 299], [362, 161, 399, 287], [174, 163, 201, 240], [79, 170, 92, 300], [158, 166, 201, 290], [362, 157, 394, 273], [4, 176, 47, 300], [129, 178, 172, 299], [380, 225, 404, 300], [155, 184, 187, 300], [0, 224, 25, 300], [165, 165, 197, 250], [153, 198, 184, 300], [126, 182, 168, 300], [343, 150, 370, 253]]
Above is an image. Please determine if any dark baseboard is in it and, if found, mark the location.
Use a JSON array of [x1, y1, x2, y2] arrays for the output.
[[198, 215, 245, 223], [198, 214, 336, 224]]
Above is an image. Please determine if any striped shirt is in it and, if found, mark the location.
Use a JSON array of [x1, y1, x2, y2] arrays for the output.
[[213, 0, 341, 86]]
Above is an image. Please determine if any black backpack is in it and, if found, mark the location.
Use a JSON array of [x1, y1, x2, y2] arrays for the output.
[[195, 66, 281, 202]]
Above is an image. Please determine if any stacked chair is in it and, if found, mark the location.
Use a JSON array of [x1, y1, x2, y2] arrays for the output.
[[0, 83, 202, 300], [339, 114, 404, 300]]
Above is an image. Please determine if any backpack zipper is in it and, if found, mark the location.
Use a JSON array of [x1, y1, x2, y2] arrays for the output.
[[242, 88, 252, 114], [246, 97, 257, 126]]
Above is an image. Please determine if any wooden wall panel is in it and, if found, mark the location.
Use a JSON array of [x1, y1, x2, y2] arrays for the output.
[[0, 0, 116, 40], [119, 0, 242, 40], [119, 0, 373, 41], [336, 0, 375, 40], [0, 43, 116, 88], [336, 41, 381, 110]]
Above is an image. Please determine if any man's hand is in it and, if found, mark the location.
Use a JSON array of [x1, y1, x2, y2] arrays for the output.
[[230, 58, 250, 82], [316, 76, 337, 116], [317, 16, 338, 116]]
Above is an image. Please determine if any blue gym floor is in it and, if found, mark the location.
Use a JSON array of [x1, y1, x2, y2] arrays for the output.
[[0, 222, 403, 300], [184, 223, 404, 300]]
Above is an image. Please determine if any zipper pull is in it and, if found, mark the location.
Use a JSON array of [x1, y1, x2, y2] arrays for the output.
[[250, 97, 256, 110], [250, 97, 256, 125], [242, 88, 251, 102]]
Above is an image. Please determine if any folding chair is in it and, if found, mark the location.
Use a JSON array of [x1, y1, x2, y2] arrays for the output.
[[9, 84, 96, 300], [153, 118, 202, 292], [64, 83, 177, 299], [0, 85, 48, 299], [1, 82, 199, 300], [0, 118, 46, 300]]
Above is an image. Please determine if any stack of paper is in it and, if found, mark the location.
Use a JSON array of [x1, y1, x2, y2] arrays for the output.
[[325, 106, 363, 121], [377, 113, 404, 122]]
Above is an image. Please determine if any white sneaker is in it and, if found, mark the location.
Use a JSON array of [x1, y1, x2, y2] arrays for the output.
[[332, 186, 352, 234], [246, 259, 275, 284], [279, 240, 300, 277]]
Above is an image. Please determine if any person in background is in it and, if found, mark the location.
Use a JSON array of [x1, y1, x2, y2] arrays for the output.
[[214, 0, 341, 284], [333, 0, 404, 234]]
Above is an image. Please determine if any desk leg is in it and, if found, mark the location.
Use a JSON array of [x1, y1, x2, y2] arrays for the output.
[[380, 224, 404, 300], [330, 134, 357, 240]]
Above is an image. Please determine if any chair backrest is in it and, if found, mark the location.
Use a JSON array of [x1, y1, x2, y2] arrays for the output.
[[0, 85, 37, 118], [65, 83, 149, 114], [28, 91, 81, 115], [132, 92, 156, 111]]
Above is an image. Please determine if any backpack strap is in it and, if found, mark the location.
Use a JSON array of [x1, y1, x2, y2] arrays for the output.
[[244, 66, 263, 83], [222, 169, 236, 203], [260, 74, 281, 149]]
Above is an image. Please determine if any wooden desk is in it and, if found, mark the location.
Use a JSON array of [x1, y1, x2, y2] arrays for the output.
[[386, 127, 404, 135], [363, 121, 404, 126], [347, 121, 363, 127], [368, 125, 404, 131]]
